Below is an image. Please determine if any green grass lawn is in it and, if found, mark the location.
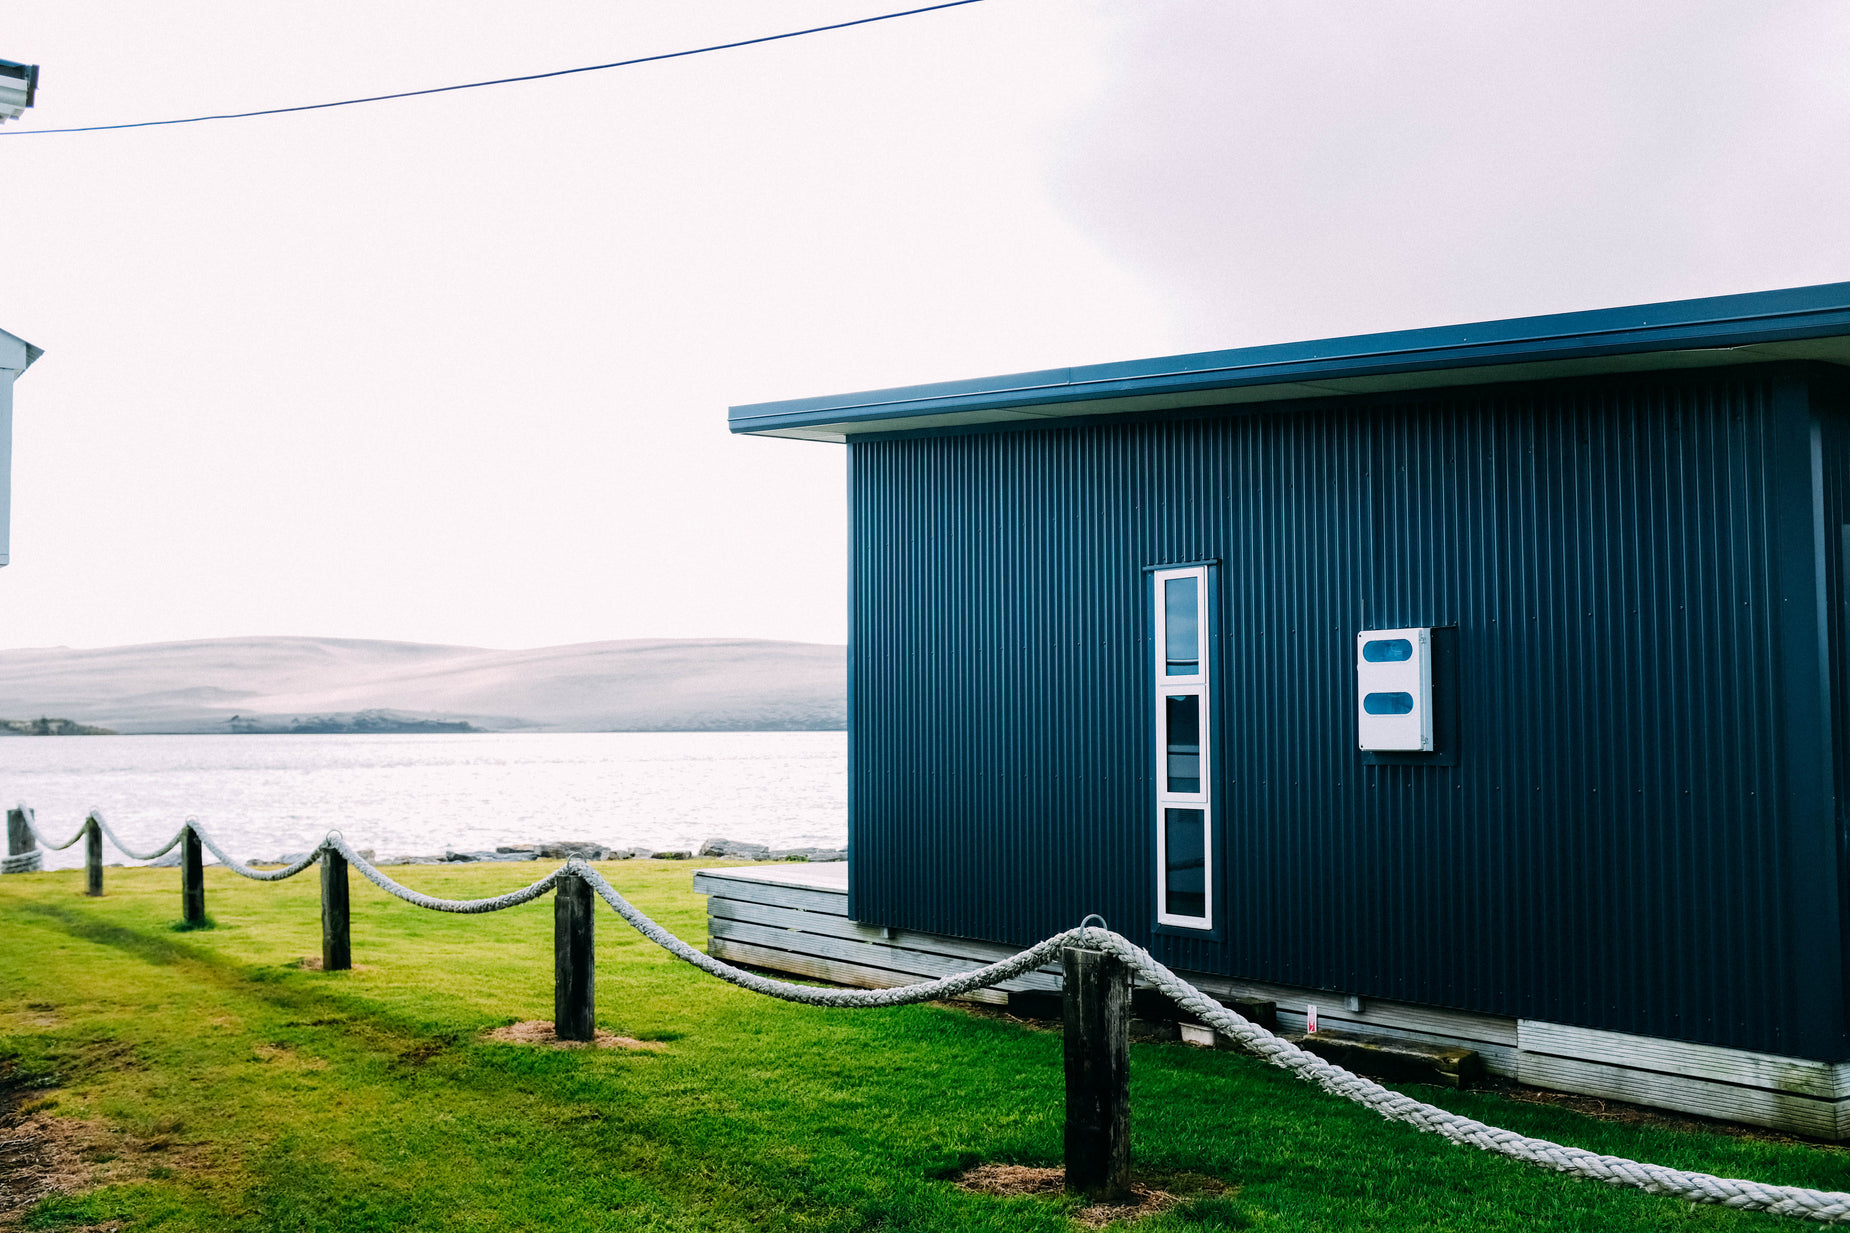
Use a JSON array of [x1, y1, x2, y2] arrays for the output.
[[2, 861, 1847, 1232]]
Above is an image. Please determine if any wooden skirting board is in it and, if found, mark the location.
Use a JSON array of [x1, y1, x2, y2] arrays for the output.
[[1515, 1021, 1850, 1139], [694, 865, 1850, 1139]]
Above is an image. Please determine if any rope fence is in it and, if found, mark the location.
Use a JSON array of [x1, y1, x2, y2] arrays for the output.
[[5, 803, 1848, 1222]]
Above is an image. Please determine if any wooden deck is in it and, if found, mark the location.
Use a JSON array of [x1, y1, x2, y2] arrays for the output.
[[695, 862, 1058, 1006], [695, 865, 1850, 1138]]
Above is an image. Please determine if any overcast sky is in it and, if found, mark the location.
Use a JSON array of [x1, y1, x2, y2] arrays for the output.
[[3, 1, 1848, 652]]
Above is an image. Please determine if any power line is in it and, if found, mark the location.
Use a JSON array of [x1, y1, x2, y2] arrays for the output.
[[0, 0, 989, 137]]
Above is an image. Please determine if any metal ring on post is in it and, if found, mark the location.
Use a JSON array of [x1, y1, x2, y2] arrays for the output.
[[1078, 913, 1108, 948]]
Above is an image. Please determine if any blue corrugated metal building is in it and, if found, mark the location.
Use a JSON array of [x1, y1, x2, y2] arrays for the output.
[[730, 282, 1850, 1132]]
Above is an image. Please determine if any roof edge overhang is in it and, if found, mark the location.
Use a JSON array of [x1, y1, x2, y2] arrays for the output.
[[0, 327, 43, 375], [729, 281, 1850, 442]]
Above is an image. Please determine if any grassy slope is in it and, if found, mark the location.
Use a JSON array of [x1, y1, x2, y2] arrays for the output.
[[2, 863, 1847, 1232]]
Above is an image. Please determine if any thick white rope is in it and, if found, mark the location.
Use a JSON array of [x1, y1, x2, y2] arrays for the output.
[[11, 810, 1850, 1221], [12, 803, 86, 851], [1079, 931, 1850, 1224], [576, 861, 1074, 1006], [190, 822, 322, 882], [13, 804, 189, 862], [12, 804, 316, 878], [328, 834, 566, 912], [87, 811, 187, 863], [574, 880, 1850, 1223], [563, 881, 1850, 1223]]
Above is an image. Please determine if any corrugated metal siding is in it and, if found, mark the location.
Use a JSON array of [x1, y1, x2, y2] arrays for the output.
[[1814, 372, 1850, 1049], [848, 366, 1848, 1060]]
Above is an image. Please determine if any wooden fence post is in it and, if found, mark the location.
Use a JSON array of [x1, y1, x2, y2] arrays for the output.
[[84, 816, 103, 897], [321, 847, 351, 971], [554, 871, 595, 1041], [1063, 945, 1130, 1200], [180, 827, 205, 924], [6, 808, 34, 861]]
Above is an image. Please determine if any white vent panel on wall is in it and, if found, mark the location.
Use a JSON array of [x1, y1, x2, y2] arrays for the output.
[[1356, 627, 1433, 752]]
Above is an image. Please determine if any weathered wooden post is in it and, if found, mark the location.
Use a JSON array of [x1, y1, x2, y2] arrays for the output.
[[554, 869, 595, 1041], [180, 826, 205, 925], [84, 815, 103, 897], [6, 807, 37, 869], [320, 845, 351, 971], [1063, 945, 1131, 1200]]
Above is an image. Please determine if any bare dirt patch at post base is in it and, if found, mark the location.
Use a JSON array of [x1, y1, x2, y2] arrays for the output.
[[0, 1102, 199, 1230], [482, 1021, 667, 1051], [954, 1162, 1231, 1228]]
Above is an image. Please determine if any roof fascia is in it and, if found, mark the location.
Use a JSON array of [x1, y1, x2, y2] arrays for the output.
[[0, 328, 43, 373], [729, 281, 1850, 441]]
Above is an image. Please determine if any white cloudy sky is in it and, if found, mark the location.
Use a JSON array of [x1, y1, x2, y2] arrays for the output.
[[3, 1, 1847, 651]]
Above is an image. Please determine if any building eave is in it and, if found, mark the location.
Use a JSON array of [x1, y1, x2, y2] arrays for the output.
[[0, 328, 42, 374], [728, 281, 1850, 442]]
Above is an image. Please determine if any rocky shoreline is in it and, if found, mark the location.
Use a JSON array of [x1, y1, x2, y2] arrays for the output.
[[249, 836, 846, 868]]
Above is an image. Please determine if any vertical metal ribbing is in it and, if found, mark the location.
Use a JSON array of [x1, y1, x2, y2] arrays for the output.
[[850, 370, 1829, 1057], [321, 847, 351, 971], [84, 816, 102, 897], [554, 871, 595, 1041], [180, 827, 205, 924]]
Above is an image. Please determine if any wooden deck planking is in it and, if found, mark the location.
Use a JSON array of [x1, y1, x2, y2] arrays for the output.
[[708, 896, 1065, 971], [695, 862, 850, 889], [707, 895, 876, 940], [708, 915, 1061, 993], [1517, 1052, 1846, 1139], [1519, 1020, 1846, 1099], [692, 871, 851, 917], [708, 936, 1009, 1004]]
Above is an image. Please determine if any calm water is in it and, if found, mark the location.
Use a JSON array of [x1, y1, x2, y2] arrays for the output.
[[1, 732, 846, 870]]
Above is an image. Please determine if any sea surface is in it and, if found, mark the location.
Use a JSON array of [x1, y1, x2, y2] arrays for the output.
[[0, 732, 846, 870]]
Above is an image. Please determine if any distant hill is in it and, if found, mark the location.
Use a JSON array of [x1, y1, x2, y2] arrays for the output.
[[0, 717, 117, 736], [0, 636, 846, 734]]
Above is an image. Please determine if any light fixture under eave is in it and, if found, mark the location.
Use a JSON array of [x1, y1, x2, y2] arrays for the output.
[[0, 60, 39, 124]]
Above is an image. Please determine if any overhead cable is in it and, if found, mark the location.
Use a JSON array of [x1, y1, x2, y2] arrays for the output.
[[0, 0, 988, 137]]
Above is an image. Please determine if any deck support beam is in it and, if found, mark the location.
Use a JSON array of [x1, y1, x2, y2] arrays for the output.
[[554, 871, 595, 1041], [1063, 945, 1130, 1200]]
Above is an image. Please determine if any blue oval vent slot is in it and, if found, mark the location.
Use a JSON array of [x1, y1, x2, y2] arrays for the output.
[[1362, 638, 1413, 662], [1363, 691, 1415, 715]]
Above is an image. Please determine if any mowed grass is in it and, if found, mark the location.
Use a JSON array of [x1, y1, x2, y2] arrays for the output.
[[2, 862, 1848, 1232]]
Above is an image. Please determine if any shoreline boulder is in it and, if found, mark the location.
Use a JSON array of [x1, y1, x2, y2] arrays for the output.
[[699, 838, 771, 859], [537, 841, 609, 860]]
